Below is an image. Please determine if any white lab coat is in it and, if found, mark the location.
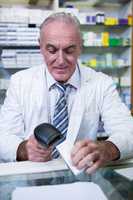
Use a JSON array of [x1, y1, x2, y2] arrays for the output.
[[0, 63, 133, 162]]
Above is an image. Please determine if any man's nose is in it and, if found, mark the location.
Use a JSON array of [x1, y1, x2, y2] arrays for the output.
[[58, 50, 65, 65]]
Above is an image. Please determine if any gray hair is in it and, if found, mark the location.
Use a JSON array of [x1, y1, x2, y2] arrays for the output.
[[40, 12, 82, 39]]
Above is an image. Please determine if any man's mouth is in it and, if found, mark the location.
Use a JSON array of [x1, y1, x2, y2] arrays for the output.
[[54, 67, 67, 72], [55, 66, 67, 69]]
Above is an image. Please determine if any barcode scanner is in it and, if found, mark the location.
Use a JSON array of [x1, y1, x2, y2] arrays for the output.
[[34, 123, 64, 148]]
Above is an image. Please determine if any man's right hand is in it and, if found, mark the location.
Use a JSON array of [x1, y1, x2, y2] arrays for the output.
[[17, 135, 53, 162]]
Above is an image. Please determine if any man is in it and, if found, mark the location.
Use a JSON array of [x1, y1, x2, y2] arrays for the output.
[[0, 12, 133, 174]]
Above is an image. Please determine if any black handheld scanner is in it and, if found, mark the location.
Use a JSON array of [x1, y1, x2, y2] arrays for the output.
[[34, 123, 64, 148]]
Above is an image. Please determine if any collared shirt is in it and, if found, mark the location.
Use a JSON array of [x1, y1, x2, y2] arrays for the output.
[[46, 65, 81, 123]]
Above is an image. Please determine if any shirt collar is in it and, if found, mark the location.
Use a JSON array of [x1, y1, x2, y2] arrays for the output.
[[46, 65, 80, 90], [46, 67, 56, 90]]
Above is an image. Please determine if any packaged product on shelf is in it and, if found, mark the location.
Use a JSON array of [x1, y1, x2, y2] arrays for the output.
[[101, 32, 109, 46], [128, 15, 133, 25]]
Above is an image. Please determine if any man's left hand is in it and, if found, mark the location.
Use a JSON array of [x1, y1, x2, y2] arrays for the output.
[[71, 139, 120, 174]]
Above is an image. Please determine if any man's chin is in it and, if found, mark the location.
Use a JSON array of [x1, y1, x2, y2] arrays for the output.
[[53, 75, 68, 83]]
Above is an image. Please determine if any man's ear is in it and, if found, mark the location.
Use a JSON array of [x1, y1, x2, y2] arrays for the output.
[[38, 38, 43, 54], [38, 38, 41, 47]]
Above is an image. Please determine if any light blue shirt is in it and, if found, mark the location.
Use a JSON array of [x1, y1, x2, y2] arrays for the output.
[[46, 65, 81, 123]]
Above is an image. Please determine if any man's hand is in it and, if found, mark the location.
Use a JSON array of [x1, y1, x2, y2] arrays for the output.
[[71, 139, 120, 174], [17, 135, 53, 162]]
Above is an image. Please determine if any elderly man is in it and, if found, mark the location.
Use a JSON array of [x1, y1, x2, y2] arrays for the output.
[[0, 12, 133, 174]]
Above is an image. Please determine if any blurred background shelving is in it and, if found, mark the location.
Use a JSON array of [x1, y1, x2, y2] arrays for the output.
[[0, 0, 132, 113], [60, 0, 133, 111]]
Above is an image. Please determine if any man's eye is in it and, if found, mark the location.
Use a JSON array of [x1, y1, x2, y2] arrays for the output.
[[47, 47, 57, 54], [65, 47, 75, 54]]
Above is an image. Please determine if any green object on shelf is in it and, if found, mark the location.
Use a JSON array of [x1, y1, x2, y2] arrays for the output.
[[109, 38, 120, 46], [109, 38, 130, 47]]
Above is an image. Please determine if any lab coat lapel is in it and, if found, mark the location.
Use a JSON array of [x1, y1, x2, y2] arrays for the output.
[[33, 64, 49, 124], [66, 88, 85, 143], [66, 64, 92, 144]]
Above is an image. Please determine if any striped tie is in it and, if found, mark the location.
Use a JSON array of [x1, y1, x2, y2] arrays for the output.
[[52, 83, 69, 158], [53, 83, 69, 136]]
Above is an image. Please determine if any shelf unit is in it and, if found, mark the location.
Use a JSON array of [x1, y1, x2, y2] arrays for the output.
[[0, 1, 58, 106], [0, 0, 132, 110], [0, 0, 57, 8], [60, 0, 133, 109]]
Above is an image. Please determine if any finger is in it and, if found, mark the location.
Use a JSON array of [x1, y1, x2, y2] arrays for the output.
[[71, 140, 91, 156], [77, 151, 99, 170], [37, 154, 52, 162], [71, 142, 98, 166], [34, 146, 52, 154], [71, 146, 91, 166], [37, 143, 53, 151], [29, 148, 52, 159], [28, 148, 52, 161], [29, 155, 51, 162], [86, 160, 101, 174]]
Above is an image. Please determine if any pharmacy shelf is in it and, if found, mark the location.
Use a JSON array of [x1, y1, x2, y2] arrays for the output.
[[0, 22, 38, 26], [95, 0, 130, 4], [81, 24, 131, 27], [65, 0, 130, 3], [81, 23, 131, 28], [64, 0, 132, 109], [0, 45, 40, 49], [0, 0, 131, 110], [63, 0, 131, 9], [95, 66, 129, 77], [0, 0, 55, 8], [82, 46, 130, 55], [83, 45, 131, 48]]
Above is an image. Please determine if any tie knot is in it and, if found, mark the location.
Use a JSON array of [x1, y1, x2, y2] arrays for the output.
[[55, 83, 68, 94]]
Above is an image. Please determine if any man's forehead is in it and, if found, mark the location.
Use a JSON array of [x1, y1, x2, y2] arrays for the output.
[[43, 21, 78, 35], [46, 43, 77, 49], [40, 20, 82, 47]]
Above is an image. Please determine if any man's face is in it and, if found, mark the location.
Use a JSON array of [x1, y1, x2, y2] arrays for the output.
[[39, 21, 81, 82]]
